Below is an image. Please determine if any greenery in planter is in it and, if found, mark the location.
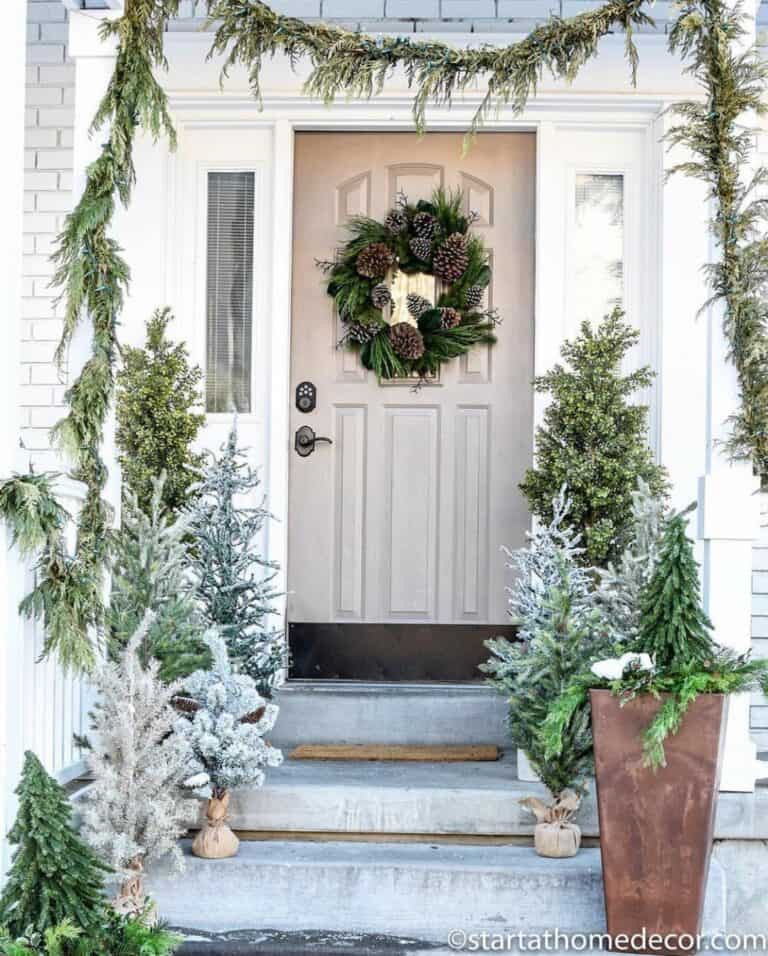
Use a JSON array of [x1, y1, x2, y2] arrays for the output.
[[187, 426, 284, 697], [108, 474, 209, 681], [520, 310, 668, 568], [116, 309, 205, 516], [543, 505, 768, 769], [482, 490, 615, 798]]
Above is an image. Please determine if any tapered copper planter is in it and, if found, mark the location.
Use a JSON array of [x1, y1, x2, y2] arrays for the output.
[[590, 690, 726, 955]]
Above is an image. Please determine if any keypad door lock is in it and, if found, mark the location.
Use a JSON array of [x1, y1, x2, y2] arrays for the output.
[[296, 381, 316, 413], [295, 425, 333, 457]]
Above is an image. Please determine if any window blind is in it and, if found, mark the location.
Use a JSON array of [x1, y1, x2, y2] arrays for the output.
[[206, 171, 255, 414], [573, 173, 624, 324]]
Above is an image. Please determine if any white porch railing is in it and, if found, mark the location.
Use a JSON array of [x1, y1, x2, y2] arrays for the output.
[[15, 477, 93, 788]]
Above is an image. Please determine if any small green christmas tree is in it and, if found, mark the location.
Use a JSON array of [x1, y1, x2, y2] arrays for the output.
[[0, 752, 109, 937], [188, 426, 284, 697], [108, 474, 209, 681], [116, 308, 205, 515], [637, 506, 716, 669], [520, 309, 668, 567]]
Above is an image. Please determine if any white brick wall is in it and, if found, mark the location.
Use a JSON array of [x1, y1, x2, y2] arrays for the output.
[[22, 0, 73, 473], [169, 0, 673, 31]]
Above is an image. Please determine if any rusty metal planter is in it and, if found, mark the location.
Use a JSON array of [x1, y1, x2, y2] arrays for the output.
[[590, 689, 727, 954]]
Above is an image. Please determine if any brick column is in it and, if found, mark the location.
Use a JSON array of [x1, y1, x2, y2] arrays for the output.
[[22, 0, 76, 473], [1, 0, 30, 875]]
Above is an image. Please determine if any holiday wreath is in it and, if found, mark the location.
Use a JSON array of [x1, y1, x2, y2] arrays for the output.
[[322, 189, 499, 381]]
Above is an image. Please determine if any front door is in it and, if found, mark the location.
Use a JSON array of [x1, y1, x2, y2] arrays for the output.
[[288, 132, 535, 681]]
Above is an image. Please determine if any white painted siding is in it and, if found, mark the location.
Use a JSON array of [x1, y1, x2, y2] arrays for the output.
[[22, 0, 73, 473], [752, 493, 768, 752]]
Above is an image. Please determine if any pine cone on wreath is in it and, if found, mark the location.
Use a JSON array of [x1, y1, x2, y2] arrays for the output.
[[385, 209, 408, 235], [441, 307, 462, 329], [433, 233, 469, 282], [371, 283, 392, 309], [389, 322, 426, 361], [356, 243, 396, 279], [406, 293, 432, 318], [412, 212, 437, 240], [345, 321, 385, 345], [409, 236, 432, 262], [464, 285, 485, 310]]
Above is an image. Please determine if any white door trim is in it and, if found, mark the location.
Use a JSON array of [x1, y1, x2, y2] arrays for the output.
[[162, 94, 665, 634]]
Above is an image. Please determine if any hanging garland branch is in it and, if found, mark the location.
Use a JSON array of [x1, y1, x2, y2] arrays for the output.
[[666, 0, 768, 480], [25, 0, 183, 672], [0, 473, 69, 560], [206, 0, 654, 140]]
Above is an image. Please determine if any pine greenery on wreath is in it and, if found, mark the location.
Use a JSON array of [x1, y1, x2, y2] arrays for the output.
[[323, 189, 498, 380]]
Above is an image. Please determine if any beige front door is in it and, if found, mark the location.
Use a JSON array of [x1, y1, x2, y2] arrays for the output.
[[288, 132, 535, 681]]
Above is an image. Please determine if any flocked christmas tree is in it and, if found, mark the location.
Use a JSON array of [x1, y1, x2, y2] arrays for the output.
[[0, 752, 109, 937], [637, 505, 716, 669], [174, 631, 282, 859], [81, 613, 198, 918], [187, 426, 284, 697], [596, 477, 667, 644], [108, 473, 209, 682], [482, 490, 614, 799], [520, 309, 668, 567]]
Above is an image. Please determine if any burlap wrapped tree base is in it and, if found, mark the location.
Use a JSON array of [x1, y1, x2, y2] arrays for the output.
[[113, 857, 157, 924], [192, 791, 240, 859], [520, 789, 582, 859]]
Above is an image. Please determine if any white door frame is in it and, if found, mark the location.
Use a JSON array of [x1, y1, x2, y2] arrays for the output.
[[163, 96, 665, 623]]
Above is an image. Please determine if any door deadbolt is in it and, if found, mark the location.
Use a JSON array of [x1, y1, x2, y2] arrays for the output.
[[295, 425, 333, 457], [296, 381, 316, 413]]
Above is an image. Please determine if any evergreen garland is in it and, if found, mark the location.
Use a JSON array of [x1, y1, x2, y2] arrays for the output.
[[0, 753, 110, 938], [667, 0, 768, 480], [0, 473, 68, 559], [207, 0, 652, 143], [35, 0, 183, 672]]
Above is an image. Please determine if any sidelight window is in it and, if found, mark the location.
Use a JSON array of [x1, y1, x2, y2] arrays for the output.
[[205, 170, 255, 414]]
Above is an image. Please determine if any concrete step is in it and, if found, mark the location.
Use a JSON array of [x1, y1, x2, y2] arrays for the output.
[[270, 682, 508, 749], [148, 841, 726, 944], [206, 754, 768, 840]]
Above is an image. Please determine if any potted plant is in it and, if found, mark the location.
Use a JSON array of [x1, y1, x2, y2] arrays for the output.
[[544, 505, 768, 948], [174, 632, 283, 859]]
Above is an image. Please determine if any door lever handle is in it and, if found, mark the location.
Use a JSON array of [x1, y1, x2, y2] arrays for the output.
[[295, 425, 333, 457]]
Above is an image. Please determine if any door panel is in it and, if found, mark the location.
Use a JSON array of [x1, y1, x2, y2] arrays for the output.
[[288, 132, 535, 680]]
